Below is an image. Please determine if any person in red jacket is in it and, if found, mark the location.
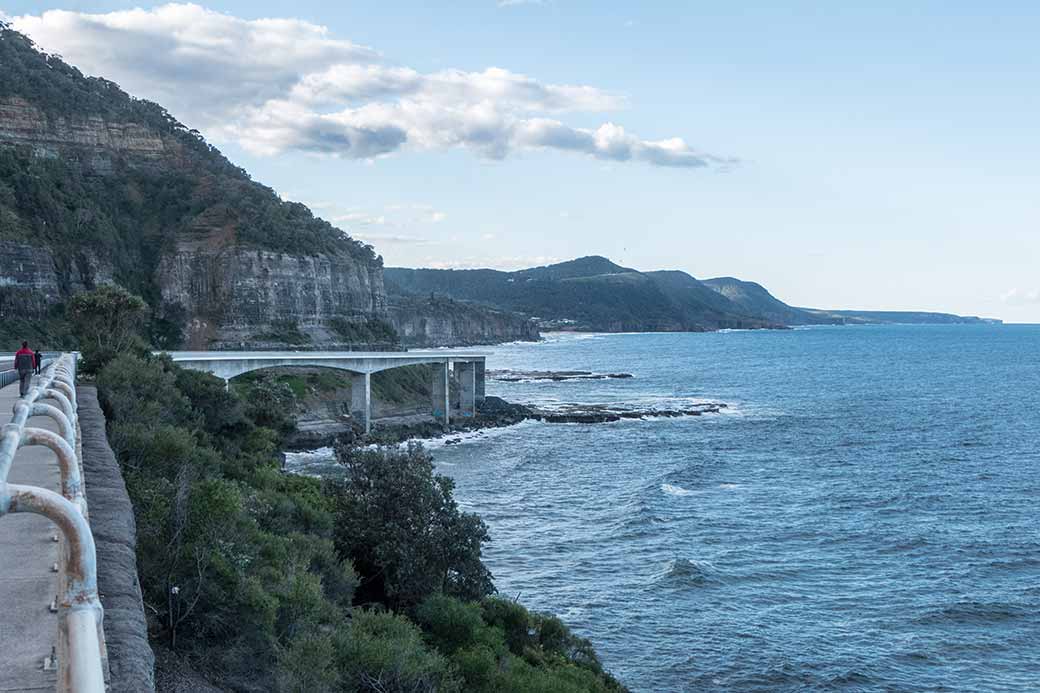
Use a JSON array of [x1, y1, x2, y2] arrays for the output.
[[14, 342, 35, 396]]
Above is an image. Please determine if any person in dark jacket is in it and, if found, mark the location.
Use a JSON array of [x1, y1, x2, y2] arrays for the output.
[[33, 349, 42, 375], [14, 342, 34, 396]]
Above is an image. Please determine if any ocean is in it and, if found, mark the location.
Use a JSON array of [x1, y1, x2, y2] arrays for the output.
[[287, 325, 1040, 692]]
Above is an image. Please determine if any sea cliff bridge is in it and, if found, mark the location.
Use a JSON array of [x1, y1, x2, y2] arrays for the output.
[[0, 349, 488, 692], [166, 350, 487, 434]]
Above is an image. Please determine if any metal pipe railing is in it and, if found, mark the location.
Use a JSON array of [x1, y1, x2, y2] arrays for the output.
[[0, 353, 104, 692]]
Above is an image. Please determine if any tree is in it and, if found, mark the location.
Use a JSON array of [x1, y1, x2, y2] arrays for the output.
[[331, 443, 494, 609], [66, 284, 148, 372]]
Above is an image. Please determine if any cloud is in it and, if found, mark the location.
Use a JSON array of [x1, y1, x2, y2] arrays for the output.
[[352, 233, 432, 245], [424, 255, 562, 270], [332, 211, 388, 226], [1000, 288, 1040, 305], [327, 204, 448, 235], [11, 3, 730, 169]]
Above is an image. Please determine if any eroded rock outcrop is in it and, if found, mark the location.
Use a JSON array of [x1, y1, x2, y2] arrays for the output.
[[0, 96, 170, 166], [388, 296, 539, 347], [159, 247, 387, 348]]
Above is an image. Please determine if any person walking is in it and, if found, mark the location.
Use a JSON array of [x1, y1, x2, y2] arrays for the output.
[[14, 342, 35, 396], [33, 349, 42, 375]]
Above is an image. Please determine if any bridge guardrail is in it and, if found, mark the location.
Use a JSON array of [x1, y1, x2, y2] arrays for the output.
[[0, 353, 106, 692]]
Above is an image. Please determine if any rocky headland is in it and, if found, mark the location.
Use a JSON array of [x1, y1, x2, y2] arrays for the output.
[[0, 27, 539, 350]]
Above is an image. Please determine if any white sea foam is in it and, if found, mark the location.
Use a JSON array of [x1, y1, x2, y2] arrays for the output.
[[399, 419, 539, 452], [283, 421, 538, 477], [283, 447, 337, 478], [661, 483, 695, 496], [537, 332, 610, 344], [285, 446, 333, 462]]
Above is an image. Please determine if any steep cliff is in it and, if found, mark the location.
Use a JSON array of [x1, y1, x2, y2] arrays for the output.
[[0, 25, 387, 348], [388, 296, 539, 347], [159, 248, 388, 348]]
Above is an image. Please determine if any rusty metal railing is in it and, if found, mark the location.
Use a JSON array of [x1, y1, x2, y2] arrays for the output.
[[0, 354, 105, 692]]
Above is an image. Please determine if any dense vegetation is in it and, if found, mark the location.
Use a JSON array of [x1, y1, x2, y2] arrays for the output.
[[76, 286, 624, 691], [236, 363, 444, 413], [0, 23, 374, 256]]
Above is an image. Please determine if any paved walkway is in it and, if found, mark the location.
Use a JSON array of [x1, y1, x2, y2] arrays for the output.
[[0, 378, 63, 692]]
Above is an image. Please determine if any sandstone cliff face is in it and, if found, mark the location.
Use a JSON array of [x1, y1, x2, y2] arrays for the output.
[[0, 96, 171, 172], [159, 247, 387, 348], [388, 297, 539, 347], [0, 239, 113, 317]]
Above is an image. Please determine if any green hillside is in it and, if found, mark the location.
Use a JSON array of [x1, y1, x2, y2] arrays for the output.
[[386, 257, 777, 332], [0, 23, 374, 323]]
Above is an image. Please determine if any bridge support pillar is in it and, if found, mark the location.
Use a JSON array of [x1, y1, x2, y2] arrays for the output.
[[351, 372, 371, 434], [475, 360, 486, 406], [455, 362, 476, 417], [431, 362, 449, 427]]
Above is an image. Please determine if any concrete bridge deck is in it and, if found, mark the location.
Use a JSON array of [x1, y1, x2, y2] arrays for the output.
[[164, 350, 488, 434], [0, 379, 63, 692]]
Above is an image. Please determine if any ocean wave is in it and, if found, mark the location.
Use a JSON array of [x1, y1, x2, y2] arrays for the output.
[[283, 447, 339, 478], [536, 331, 611, 344], [654, 558, 723, 587], [399, 419, 539, 452], [609, 515, 668, 540], [913, 601, 1031, 625], [283, 421, 537, 476], [661, 483, 696, 496]]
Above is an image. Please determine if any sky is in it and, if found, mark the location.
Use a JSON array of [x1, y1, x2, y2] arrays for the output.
[[2, 2, 1038, 322]]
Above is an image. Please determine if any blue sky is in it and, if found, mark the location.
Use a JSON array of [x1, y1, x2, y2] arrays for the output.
[[4, 2, 1039, 322]]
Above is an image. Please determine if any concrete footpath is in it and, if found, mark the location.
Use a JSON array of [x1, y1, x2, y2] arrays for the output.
[[0, 378, 63, 692]]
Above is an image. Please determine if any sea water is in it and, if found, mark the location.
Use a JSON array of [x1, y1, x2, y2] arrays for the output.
[[288, 325, 1040, 691]]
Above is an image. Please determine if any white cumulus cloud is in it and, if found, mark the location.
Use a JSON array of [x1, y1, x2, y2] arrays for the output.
[[10, 3, 731, 169]]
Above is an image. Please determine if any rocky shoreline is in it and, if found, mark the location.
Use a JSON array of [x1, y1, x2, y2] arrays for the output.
[[286, 395, 727, 451], [488, 369, 634, 382]]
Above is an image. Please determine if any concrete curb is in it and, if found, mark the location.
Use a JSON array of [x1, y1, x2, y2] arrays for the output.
[[77, 385, 156, 693]]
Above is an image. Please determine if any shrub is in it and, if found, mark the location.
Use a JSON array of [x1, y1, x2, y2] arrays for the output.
[[415, 594, 498, 656], [66, 284, 149, 373], [278, 633, 340, 693], [331, 443, 494, 609], [97, 354, 196, 428], [336, 610, 460, 693], [482, 597, 533, 655], [235, 374, 297, 435]]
